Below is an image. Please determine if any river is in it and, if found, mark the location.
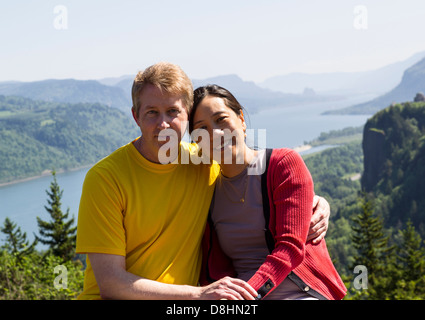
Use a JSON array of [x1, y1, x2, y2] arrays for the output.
[[0, 94, 372, 248]]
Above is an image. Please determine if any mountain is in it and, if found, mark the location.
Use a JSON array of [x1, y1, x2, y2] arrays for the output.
[[0, 74, 340, 116], [0, 95, 139, 184], [259, 51, 425, 96], [326, 57, 425, 115], [361, 101, 425, 230], [191, 74, 340, 113], [97, 73, 341, 114], [0, 79, 132, 114]]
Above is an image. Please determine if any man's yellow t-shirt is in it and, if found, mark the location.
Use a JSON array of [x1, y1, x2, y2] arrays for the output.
[[76, 140, 219, 299]]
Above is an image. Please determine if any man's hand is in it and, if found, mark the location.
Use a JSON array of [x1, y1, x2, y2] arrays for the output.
[[307, 195, 330, 244], [197, 276, 258, 300]]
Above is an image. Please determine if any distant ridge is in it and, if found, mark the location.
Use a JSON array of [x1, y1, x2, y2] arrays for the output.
[[325, 57, 425, 115], [191, 74, 339, 113], [101, 73, 342, 113], [259, 51, 425, 96], [0, 74, 339, 116], [0, 79, 132, 113]]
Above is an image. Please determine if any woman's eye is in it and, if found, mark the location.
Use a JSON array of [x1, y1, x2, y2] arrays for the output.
[[216, 116, 226, 123]]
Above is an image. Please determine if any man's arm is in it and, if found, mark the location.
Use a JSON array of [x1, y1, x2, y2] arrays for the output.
[[89, 253, 257, 300], [307, 195, 331, 244]]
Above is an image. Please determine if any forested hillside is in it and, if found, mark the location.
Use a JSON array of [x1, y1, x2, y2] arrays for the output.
[[0, 79, 131, 113], [304, 140, 363, 276], [0, 95, 139, 184], [362, 101, 425, 233], [304, 102, 425, 299]]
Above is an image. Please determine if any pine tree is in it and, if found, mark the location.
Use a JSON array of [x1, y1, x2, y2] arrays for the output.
[[398, 220, 425, 280], [1, 217, 37, 262], [350, 197, 391, 299], [35, 170, 77, 261], [392, 220, 425, 299]]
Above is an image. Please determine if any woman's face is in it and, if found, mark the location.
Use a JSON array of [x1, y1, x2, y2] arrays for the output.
[[191, 95, 246, 164]]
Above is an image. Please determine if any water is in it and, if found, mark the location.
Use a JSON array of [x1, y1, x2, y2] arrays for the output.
[[0, 168, 89, 247], [0, 94, 373, 247], [247, 95, 373, 148]]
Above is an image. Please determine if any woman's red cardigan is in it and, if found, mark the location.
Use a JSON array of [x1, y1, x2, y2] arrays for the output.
[[200, 148, 347, 300]]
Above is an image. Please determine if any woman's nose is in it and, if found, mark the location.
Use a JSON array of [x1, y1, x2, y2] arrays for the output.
[[211, 128, 224, 145]]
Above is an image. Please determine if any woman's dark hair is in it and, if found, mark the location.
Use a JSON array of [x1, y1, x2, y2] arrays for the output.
[[189, 84, 245, 134]]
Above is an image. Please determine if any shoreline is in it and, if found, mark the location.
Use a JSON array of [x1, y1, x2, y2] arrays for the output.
[[0, 164, 93, 188], [1, 145, 316, 188], [0, 144, 324, 187], [293, 144, 312, 153]]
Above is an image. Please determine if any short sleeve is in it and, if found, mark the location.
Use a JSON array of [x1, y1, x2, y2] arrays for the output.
[[76, 167, 126, 256]]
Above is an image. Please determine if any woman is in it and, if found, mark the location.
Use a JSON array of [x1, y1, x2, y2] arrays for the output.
[[189, 84, 347, 300]]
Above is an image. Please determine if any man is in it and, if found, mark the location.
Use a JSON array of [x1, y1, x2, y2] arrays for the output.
[[76, 62, 330, 300]]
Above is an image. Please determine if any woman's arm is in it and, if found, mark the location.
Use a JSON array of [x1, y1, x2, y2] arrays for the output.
[[248, 149, 314, 298]]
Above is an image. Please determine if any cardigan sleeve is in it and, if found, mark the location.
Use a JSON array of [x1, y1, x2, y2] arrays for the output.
[[247, 148, 314, 298]]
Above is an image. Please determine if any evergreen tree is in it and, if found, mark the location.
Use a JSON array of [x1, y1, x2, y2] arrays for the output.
[[350, 197, 391, 299], [397, 220, 425, 280], [392, 220, 425, 299], [35, 171, 76, 261], [1, 217, 37, 262]]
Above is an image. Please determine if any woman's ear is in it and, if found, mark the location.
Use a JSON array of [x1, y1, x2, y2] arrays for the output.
[[239, 110, 247, 133]]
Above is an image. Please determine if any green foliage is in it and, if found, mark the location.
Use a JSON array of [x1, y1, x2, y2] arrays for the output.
[[304, 139, 364, 276], [0, 94, 139, 184], [1, 217, 37, 262], [325, 216, 357, 277], [396, 220, 425, 279], [0, 172, 84, 299], [389, 220, 425, 299], [304, 140, 363, 219], [344, 199, 425, 300], [35, 171, 77, 261], [349, 197, 392, 299], [362, 101, 425, 234], [304, 116, 425, 299], [0, 79, 131, 112], [307, 125, 364, 146], [0, 250, 83, 300]]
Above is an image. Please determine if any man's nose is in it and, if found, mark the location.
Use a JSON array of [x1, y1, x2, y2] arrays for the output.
[[157, 114, 171, 129]]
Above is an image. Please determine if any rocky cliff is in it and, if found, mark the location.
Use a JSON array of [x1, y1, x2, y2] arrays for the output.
[[361, 101, 425, 229]]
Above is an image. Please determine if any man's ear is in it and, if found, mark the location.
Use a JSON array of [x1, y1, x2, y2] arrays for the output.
[[131, 106, 139, 125]]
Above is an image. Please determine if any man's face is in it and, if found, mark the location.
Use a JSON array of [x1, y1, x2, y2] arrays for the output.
[[132, 84, 188, 163]]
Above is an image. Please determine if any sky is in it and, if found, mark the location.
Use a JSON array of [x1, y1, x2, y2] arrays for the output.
[[1, 0, 425, 83]]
